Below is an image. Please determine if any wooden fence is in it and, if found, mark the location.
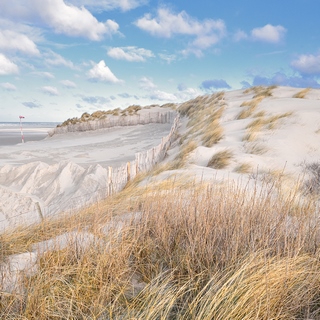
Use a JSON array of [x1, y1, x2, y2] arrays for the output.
[[106, 113, 180, 195], [50, 111, 176, 135]]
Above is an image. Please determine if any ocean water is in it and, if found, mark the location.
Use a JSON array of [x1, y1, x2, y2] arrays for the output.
[[0, 122, 59, 146]]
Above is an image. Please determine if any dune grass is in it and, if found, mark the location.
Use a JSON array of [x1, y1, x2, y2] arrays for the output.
[[243, 85, 277, 98], [207, 149, 233, 169], [234, 162, 252, 174], [293, 88, 311, 99], [1, 176, 320, 319]]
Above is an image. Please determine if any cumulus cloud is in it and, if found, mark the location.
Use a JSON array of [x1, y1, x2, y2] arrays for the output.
[[0, 30, 40, 56], [1, 82, 17, 91], [22, 101, 42, 108], [135, 7, 226, 54], [201, 79, 231, 90], [67, 0, 148, 12], [0, 54, 19, 75], [87, 60, 122, 83], [32, 0, 120, 41], [32, 71, 55, 79], [41, 86, 59, 96], [291, 53, 320, 75], [60, 79, 77, 88], [234, 25, 286, 44], [251, 24, 286, 43], [107, 46, 154, 62]]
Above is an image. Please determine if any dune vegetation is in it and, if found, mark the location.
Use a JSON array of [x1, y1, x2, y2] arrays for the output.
[[1, 86, 320, 319], [1, 173, 320, 319]]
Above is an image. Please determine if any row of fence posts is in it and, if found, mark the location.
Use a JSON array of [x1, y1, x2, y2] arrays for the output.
[[0, 113, 180, 231], [106, 114, 180, 196], [51, 111, 176, 135]]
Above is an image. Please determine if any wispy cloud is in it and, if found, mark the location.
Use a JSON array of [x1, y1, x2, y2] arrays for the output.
[[32, 71, 55, 79], [60, 79, 77, 88], [1, 82, 17, 91], [107, 46, 154, 62], [41, 86, 59, 96], [44, 50, 76, 69], [22, 101, 42, 108]]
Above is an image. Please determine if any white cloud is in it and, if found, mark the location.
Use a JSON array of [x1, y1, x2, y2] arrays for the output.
[[60, 79, 77, 88], [44, 50, 75, 69], [41, 86, 59, 96], [1, 82, 17, 91], [67, 0, 148, 12], [0, 30, 40, 56], [158, 53, 176, 64], [149, 90, 177, 101], [251, 24, 286, 43], [32, 0, 120, 41], [233, 30, 248, 42], [139, 77, 157, 90], [107, 46, 154, 62], [291, 53, 320, 75], [32, 71, 55, 79], [135, 7, 226, 53], [0, 54, 19, 75], [87, 60, 122, 83]]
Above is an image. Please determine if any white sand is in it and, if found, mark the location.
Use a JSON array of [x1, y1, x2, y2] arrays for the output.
[[1, 86, 320, 232], [2, 86, 320, 293], [0, 122, 172, 231]]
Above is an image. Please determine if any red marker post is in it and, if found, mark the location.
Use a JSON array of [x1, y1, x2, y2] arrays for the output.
[[19, 115, 25, 143]]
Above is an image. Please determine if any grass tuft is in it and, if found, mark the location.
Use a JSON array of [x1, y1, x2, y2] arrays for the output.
[[207, 150, 233, 169], [293, 88, 311, 99]]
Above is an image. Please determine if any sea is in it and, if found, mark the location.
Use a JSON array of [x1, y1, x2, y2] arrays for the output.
[[0, 122, 59, 146]]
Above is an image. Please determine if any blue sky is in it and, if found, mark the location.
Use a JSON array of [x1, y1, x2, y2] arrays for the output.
[[1, 0, 320, 122]]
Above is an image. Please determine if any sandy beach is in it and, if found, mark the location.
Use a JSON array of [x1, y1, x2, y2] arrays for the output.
[[0, 123, 56, 146], [0, 121, 173, 231]]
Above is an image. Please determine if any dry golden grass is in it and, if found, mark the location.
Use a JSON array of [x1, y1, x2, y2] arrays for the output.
[[172, 140, 198, 169], [234, 162, 252, 174], [201, 123, 224, 147], [237, 97, 264, 120], [245, 142, 268, 155], [242, 131, 257, 142], [207, 149, 233, 169], [243, 85, 277, 98], [293, 88, 311, 99], [2, 177, 320, 319]]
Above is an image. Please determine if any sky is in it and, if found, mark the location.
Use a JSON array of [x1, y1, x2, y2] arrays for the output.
[[0, 0, 320, 122]]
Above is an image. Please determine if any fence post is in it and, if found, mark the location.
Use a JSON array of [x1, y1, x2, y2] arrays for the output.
[[127, 162, 131, 182], [108, 166, 112, 196]]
